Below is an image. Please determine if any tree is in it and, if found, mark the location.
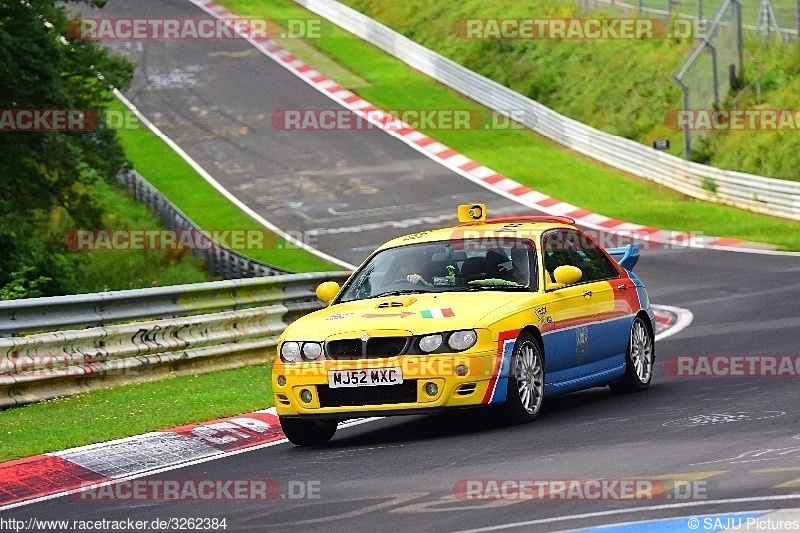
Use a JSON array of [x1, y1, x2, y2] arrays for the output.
[[0, 0, 133, 298]]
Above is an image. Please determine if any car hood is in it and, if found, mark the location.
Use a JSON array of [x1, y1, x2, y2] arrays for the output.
[[283, 291, 533, 340]]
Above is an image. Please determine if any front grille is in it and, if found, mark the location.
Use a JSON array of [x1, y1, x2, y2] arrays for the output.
[[326, 337, 408, 359], [327, 340, 361, 359], [367, 337, 407, 356], [317, 380, 418, 407]]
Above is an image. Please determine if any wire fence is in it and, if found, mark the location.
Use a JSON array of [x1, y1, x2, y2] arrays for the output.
[[671, 0, 744, 158], [580, 0, 770, 159], [577, 0, 799, 38]]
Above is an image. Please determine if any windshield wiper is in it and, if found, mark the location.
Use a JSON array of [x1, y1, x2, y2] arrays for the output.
[[372, 289, 432, 298], [453, 285, 530, 292]]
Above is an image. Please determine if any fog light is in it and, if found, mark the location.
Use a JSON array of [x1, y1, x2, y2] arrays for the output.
[[424, 382, 439, 396], [455, 365, 468, 377], [300, 389, 313, 403], [277, 375, 286, 386]]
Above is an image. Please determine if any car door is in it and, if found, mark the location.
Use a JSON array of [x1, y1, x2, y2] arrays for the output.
[[539, 229, 613, 392], [566, 230, 631, 371]]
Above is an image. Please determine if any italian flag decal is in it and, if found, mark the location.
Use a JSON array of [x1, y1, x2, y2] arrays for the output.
[[420, 308, 455, 319]]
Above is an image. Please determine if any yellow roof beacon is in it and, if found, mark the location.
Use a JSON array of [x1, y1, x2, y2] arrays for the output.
[[457, 203, 487, 223]]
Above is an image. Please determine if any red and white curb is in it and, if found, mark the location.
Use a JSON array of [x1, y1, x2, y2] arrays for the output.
[[188, 0, 787, 256], [0, 409, 380, 511], [0, 409, 282, 510], [652, 304, 693, 341]]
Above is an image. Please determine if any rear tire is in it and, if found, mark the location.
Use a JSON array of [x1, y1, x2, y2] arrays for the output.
[[502, 332, 545, 423], [610, 315, 654, 394], [279, 417, 337, 446]]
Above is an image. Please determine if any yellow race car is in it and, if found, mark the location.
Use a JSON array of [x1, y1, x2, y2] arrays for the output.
[[273, 204, 655, 445]]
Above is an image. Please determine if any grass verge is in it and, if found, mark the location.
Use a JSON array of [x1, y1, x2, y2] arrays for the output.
[[336, 0, 800, 182], [68, 179, 209, 292], [110, 97, 340, 272], [218, 0, 800, 250], [0, 364, 274, 462]]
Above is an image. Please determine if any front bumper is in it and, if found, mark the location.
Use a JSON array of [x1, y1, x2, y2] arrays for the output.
[[272, 351, 501, 419]]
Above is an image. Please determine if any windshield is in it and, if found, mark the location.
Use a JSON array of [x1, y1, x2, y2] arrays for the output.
[[338, 239, 535, 303]]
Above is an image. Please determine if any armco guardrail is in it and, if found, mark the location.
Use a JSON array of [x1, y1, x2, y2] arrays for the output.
[[0, 272, 349, 407], [294, 0, 800, 221]]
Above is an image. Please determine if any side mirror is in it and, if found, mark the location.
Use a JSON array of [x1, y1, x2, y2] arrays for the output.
[[315, 281, 340, 302], [550, 265, 583, 288]]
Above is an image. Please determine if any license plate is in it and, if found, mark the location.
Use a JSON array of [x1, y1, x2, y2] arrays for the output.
[[328, 368, 403, 388]]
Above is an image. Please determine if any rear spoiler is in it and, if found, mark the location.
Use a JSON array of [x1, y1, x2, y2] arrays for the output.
[[606, 243, 639, 271]]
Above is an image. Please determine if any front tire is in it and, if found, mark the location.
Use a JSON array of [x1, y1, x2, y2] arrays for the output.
[[502, 332, 545, 423], [610, 315, 654, 394], [279, 417, 337, 446]]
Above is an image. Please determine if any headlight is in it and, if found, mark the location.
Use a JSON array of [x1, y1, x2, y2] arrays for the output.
[[302, 342, 323, 361], [448, 330, 477, 351], [419, 334, 443, 353], [281, 341, 324, 362], [281, 342, 301, 362]]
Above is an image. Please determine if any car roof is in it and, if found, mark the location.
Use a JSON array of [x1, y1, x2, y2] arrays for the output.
[[375, 216, 578, 251]]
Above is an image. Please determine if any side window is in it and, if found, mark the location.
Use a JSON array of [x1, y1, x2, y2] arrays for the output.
[[573, 246, 619, 282], [542, 229, 618, 284]]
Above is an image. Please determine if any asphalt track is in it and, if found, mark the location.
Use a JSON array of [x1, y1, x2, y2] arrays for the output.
[[5, 0, 800, 530], [93, 0, 529, 268]]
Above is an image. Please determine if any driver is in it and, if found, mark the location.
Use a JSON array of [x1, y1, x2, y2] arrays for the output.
[[399, 255, 431, 286]]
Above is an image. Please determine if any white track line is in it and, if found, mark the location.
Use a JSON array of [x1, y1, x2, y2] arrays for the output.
[[451, 496, 800, 532]]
